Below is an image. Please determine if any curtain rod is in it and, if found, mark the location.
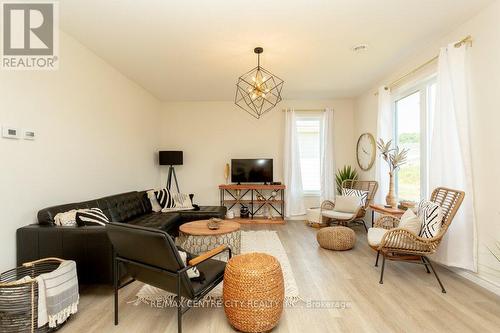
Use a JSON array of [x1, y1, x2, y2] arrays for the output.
[[282, 109, 325, 112], [374, 35, 472, 95]]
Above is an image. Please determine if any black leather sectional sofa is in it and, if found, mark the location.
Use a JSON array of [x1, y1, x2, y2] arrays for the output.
[[16, 191, 226, 284]]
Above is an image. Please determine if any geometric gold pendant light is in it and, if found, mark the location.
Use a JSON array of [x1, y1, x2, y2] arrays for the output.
[[234, 47, 284, 119]]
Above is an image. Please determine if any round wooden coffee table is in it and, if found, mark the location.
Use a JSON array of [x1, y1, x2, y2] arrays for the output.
[[176, 220, 241, 258]]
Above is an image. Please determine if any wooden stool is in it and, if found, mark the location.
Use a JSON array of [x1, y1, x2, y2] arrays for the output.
[[223, 253, 284, 332]]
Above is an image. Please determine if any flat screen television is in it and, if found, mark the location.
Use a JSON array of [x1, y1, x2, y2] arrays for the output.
[[231, 159, 273, 184]]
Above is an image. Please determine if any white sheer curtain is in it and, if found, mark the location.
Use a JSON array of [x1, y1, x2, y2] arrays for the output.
[[320, 108, 336, 202], [430, 43, 477, 272], [283, 109, 305, 217], [375, 87, 393, 204]]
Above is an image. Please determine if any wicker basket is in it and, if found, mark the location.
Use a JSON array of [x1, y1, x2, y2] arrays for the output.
[[0, 258, 67, 333], [223, 253, 284, 333], [317, 226, 356, 250]]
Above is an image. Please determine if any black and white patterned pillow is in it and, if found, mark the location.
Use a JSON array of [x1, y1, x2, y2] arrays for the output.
[[173, 193, 194, 209], [417, 200, 443, 238], [341, 188, 369, 206], [155, 188, 175, 209], [76, 208, 109, 226]]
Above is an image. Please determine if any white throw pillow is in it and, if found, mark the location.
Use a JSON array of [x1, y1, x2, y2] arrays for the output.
[[54, 210, 78, 226], [334, 195, 362, 213], [417, 200, 443, 238], [178, 251, 200, 278], [147, 190, 162, 212], [398, 209, 422, 235]]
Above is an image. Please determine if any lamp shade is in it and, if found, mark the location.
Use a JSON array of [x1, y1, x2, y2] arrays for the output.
[[159, 151, 183, 165]]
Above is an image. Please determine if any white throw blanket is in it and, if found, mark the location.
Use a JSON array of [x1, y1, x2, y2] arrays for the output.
[[36, 260, 79, 328]]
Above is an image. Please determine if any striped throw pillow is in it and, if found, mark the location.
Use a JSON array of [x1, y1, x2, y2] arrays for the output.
[[155, 188, 175, 209], [341, 188, 369, 206], [75, 208, 110, 226]]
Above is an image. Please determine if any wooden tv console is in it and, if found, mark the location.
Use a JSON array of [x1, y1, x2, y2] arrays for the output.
[[218, 184, 286, 220]]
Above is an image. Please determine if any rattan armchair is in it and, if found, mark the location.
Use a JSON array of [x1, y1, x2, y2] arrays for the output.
[[369, 187, 465, 293], [320, 180, 378, 231]]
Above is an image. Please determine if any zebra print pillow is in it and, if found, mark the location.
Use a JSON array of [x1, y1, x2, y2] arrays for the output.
[[417, 200, 443, 238], [341, 188, 369, 206], [75, 208, 110, 226], [155, 188, 175, 209]]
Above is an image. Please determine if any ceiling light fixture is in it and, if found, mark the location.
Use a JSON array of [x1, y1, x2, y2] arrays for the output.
[[234, 47, 284, 119]]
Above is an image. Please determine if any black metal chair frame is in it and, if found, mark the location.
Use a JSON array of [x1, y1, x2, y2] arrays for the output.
[[113, 247, 232, 333], [374, 252, 446, 293]]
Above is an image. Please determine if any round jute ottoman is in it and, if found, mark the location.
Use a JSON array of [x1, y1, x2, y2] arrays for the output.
[[223, 253, 284, 333], [317, 226, 356, 250]]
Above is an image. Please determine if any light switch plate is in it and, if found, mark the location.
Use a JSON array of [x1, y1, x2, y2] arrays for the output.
[[24, 129, 35, 140], [2, 125, 20, 139]]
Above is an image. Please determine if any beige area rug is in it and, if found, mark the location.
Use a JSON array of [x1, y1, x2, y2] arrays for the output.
[[131, 230, 300, 307]]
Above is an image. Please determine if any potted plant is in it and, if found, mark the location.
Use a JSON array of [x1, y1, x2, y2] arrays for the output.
[[335, 165, 358, 195], [377, 139, 409, 208]]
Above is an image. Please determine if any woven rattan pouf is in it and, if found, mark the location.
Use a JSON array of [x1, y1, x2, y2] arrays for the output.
[[317, 226, 356, 250], [223, 253, 284, 333]]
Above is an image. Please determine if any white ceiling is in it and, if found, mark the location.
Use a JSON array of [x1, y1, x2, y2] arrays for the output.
[[60, 0, 493, 101]]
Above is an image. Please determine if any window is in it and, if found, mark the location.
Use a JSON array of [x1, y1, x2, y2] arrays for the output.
[[296, 114, 322, 195], [393, 78, 436, 201]]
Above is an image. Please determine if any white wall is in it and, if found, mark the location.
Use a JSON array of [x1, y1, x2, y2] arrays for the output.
[[354, 1, 500, 291], [0, 32, 162, 272], [160, 99, 356, 213]]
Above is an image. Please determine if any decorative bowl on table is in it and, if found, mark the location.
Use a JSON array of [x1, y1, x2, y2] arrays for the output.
[[207, 218, 222, 230]]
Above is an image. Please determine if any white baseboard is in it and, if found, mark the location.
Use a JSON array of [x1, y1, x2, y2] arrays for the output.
[[449, 267, 500, 296]]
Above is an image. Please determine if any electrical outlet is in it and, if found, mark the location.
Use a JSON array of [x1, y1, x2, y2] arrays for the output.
[[2, 125, 20, 139], [24, 130, 35, 140]]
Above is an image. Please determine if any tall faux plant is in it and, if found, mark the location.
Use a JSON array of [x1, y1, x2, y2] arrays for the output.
[[377, 139, 409, 207], [335, 165, 358, 195]]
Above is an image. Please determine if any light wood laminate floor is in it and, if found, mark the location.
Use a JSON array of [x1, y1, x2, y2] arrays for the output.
[[61, 222, 500, 333]]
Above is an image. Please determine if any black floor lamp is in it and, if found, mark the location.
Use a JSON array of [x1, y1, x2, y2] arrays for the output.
[[159, 151, 183, 192]]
